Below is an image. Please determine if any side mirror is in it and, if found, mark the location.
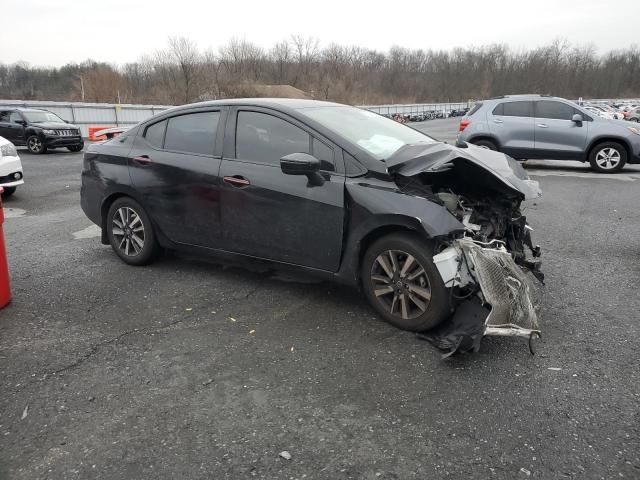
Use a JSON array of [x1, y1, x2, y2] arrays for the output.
[[572, 113, 583, 124], [14, 119, 25, 125], [280, 153, 324, 186]]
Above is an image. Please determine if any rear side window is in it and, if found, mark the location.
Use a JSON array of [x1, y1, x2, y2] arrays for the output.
[[493, 101, 533, 117], [535, 101, 577, 121], [236, 111, 310, 165], [467, 103, 483, 116], [164, 111, 219, 155], [144, 120, 166, 148]]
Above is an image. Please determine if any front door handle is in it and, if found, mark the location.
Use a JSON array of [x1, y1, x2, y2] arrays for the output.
[[537, 123, 549, 128], [493, 119, 503, 124], [132, 155, 153, 165], [223, 175, 251, 187]]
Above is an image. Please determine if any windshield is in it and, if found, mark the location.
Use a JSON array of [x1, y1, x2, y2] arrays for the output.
[[301, 106, 436, 160], [22, 111, 65, 123]]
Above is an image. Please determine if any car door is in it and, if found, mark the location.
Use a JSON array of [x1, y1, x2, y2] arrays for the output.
[[219, 107, 345, 271], [488, 101, 535, 158], [128, 108, 225, 248], [533, 100, 589, 159]]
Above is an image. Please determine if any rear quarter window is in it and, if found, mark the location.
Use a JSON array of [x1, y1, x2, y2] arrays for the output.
[[467, 103, 483, 116]]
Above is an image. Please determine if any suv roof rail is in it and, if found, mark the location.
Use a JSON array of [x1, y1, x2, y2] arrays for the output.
[[490, 94, 553, 99]]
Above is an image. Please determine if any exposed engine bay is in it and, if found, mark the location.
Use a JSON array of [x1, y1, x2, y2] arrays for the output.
[[387, 143, 544, 356]]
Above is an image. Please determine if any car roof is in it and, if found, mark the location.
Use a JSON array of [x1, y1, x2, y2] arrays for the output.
[[165, 98, 344, 114]]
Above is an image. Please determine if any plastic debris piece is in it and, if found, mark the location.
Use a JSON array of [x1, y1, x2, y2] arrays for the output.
[[249, 330, 256, 334], [547, 367, 561, 371], [279, 451, 292, 460], [21, 405, 28, 420]]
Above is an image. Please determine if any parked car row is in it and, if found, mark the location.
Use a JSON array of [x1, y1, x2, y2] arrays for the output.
[[458, 94, 640, 172], [385, 107, 470, 123]]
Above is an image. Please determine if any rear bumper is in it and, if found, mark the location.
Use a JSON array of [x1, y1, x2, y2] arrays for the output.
[[43, 136, 84, 148]]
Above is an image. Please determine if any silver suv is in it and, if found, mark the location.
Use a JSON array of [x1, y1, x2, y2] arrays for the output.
[[457, 94, 640, 172]]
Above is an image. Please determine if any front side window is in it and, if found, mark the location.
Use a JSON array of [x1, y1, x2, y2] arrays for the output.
[[164, 111, 219, 155], [9, 112, 23, 123], [535, 101, 577, 120], [493, 101, 533, 117], [144, 120, 166, 149], [236, 111, 310, 165], [312, 138, 335, 172], [0, 111, 10, 122]]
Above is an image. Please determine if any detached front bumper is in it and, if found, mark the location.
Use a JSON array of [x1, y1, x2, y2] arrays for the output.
[[43, 135, 84, 148], [425, 238, 542, 356]]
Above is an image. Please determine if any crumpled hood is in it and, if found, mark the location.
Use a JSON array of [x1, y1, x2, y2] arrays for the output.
[[385, 142, 542, 200]]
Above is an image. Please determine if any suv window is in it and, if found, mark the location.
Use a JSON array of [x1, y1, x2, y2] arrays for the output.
[[164, 111, 219, 155], [236, 111, 310, 165], [467, 103, 483, 116], [535, 100, 578, 121], [493, 101, 533, 117], [0, 111, 10, 122], [144, 120, 166, 149], [9, 112, 22, 123]]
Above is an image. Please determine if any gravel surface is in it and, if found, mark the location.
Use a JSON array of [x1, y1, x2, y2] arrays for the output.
[[1, 121, 638, 479]]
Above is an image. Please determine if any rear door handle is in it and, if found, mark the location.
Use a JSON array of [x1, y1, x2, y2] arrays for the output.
[[223, 175, 251, 187], [537, 124, 548, 128], [132, 155, 153, 165]]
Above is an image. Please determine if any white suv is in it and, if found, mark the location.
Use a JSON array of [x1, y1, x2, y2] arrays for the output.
[[0, 136, 24, 198]]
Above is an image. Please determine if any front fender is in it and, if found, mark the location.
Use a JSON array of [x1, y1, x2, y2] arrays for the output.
[[335, 180, 464, 284]]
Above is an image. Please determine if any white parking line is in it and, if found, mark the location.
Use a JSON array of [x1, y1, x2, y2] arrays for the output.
[[72, 225, 101, 239], [2, 207, 27, 218], [527, 170, 639, 182]]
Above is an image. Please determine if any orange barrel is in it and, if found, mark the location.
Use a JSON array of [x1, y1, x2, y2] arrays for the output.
[[0, 187, 11, 308]]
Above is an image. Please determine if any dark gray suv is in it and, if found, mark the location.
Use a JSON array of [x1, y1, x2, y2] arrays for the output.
[[457, 94, 640, 172]]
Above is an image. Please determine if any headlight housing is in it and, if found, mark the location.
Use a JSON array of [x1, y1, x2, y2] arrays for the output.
[[42, 129, 56, 135], [628, 126, 640, 136], [0, 143, 17, 157]]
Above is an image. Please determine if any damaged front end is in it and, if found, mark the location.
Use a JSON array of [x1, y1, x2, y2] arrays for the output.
[[387, 142, 544, 355]]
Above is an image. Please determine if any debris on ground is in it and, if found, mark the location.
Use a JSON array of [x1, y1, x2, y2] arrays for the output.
[[279, 451, 292, 460]]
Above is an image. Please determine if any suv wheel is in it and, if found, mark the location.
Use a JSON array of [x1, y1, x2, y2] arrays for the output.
[[106, 197, 161, 266], [472, 139, 498, 151], [68, 143, 84, 152], [361, 232, 451, 332], [589, 142, 627, 173], [27, 135, 46, 154]]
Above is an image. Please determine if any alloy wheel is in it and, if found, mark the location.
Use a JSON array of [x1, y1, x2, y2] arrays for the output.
[[370, 249, 432, 320], [28, 137, 43, 153], [595, 147, 621, 170], [112, 206, 145, 256]]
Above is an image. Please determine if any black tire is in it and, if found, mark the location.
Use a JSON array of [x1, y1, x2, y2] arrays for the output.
[[1, 186, 16, 198], [26, 135, 47, 154], [106, 197, 161, 266], [472, 139, 498, 151], [68, 143, 84, 152], [588, 141, 627, 173], [361, 232, 451, 332]]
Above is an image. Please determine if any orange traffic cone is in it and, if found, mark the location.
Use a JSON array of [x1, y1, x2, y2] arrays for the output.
[[0, 187, 11, 308]]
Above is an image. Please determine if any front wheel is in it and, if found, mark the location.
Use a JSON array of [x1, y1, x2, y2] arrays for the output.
[[27, 135, 46, 154], [106, 197, 161, 266], [68, 143, 84, 152], [1, 186, 16, 198], [361, 233, 451, 332], [588, 142, 627, 173]]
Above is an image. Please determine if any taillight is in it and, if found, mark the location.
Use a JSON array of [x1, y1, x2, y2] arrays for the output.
[[459, 119, 471, 132]]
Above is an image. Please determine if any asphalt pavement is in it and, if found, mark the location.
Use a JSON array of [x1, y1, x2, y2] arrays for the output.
[[0, 118, 639, 479]]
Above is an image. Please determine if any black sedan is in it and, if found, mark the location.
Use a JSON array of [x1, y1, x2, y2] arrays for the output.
[[81, 99, 543, 346]]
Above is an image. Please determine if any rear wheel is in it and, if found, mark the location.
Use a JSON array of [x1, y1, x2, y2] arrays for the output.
[[106, 197, 161, 266], [27, 135, 46, 154], [588, 142, 627, 173], [1, 186, 16, 198], [361, 233, 451, 332], [472, 139, 498, 151]]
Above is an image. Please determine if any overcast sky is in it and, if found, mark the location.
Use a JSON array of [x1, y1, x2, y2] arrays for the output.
[[3, 0, 638, 66]]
